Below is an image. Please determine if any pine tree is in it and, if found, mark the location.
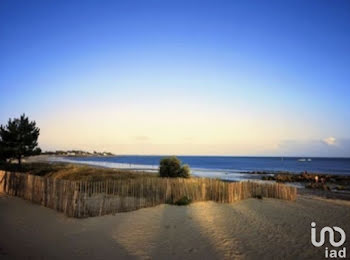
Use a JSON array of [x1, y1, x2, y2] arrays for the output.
[[0, 114, 41, 165]]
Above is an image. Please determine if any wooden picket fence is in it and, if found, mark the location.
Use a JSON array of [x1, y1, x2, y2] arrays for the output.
[[0, 170, 297, 218]]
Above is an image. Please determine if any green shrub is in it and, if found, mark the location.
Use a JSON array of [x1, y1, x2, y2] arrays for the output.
[[173, 196, 192, 206], [159, 156, 191, 178], [178, 164, 190, 178]]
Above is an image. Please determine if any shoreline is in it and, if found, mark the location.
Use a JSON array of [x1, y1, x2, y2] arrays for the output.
[[25, 155, 350, 175], [21, 155, 350, 201], [26, 155, 350, 181]]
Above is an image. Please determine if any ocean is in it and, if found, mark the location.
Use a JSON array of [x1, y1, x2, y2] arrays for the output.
[[54, 156, 350, 182]]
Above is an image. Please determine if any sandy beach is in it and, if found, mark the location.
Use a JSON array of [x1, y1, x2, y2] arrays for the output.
[[2, 0, 350, 258], [1, 194, 349, 259]]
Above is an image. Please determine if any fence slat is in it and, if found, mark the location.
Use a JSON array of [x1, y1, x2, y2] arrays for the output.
[[0, 170, 297, 218]]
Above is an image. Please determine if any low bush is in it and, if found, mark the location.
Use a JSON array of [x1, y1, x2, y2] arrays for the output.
[[173, 196, 192, 206], [159, 156, 191, 178]]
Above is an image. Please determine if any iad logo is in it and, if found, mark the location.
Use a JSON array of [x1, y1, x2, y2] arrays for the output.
[[311, 222, 346, 258]]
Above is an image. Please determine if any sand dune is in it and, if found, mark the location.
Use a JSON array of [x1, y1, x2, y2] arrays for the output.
[[0, 194, 349, 259]]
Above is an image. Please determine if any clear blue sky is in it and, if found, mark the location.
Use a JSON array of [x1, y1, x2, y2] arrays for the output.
[[1, 0, 350, 156]]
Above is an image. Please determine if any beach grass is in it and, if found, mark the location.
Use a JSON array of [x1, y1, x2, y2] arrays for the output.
[[0, 162, 156, 181]]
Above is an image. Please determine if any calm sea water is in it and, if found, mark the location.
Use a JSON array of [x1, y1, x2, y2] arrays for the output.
[[55, 156, 350, 181]]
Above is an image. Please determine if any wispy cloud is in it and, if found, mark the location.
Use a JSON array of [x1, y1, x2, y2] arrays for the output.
[[322, 136, 336, 146]]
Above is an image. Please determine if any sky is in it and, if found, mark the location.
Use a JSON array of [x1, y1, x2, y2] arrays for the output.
[[1, 0, 350, 157]]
